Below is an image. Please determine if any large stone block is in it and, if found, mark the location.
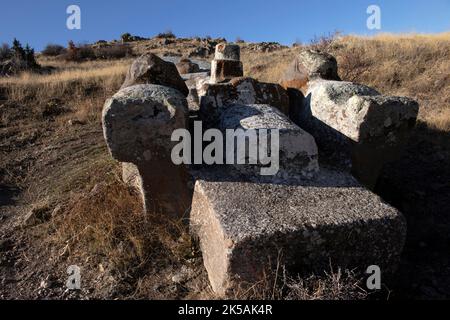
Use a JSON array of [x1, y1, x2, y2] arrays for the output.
[[214, 43, 241, 61], [121, 53, 189, 97], [199, 77, 290, 126], [296, 80, 419, 188], [190, 168, 406, 296], [103, 84, 191, 216], [219, 104, 319, 180], [210, 59, 244, 83], [230, 77, 289, 115], [280, 49, 340, 95]]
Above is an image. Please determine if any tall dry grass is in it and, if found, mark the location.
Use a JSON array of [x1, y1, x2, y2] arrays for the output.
[[0, 59, 130, 122]]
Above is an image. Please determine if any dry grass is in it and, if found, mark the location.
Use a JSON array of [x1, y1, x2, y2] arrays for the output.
[[233, 266, 369, 300], [47, 166, 198, 298], [0, 59, 129, 122]]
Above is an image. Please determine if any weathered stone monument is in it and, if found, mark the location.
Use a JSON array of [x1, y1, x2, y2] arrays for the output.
[[210, 43, 244, 83], [102, 84, 191, 217], [102, 44, 419, 296], [280, 49, 419, 188]]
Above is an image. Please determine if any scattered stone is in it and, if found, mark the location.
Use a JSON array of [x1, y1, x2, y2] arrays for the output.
[[121, 53, 189, 96], [280, 49, 340, 94], [246, 42, 287, 53], [181, 71, 211, 81], [188, 46, 211, 58], [176, 58, 200, 75], [102, 84, 191, 216]]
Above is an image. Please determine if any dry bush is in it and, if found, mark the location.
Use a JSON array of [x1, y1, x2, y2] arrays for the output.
[[234, 266, 368, 300], [156, 30, 176, 39], [309, 31, 342, 52], [42, 44, 67, 57], [94, 44, 132, 60]]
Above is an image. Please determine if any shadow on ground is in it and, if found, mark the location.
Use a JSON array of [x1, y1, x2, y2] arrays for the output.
[[375, 121, 450, 299]]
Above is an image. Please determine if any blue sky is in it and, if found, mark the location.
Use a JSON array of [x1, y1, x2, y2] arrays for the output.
[[1, 0, 449, 50]]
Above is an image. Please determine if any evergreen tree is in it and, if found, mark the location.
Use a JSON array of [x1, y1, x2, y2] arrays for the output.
[[12, 38, 25, 59]]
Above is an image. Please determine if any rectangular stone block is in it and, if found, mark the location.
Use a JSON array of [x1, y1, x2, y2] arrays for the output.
[[198, 77, 290, 126], [295, 80, 419, 188], [190, 168, 406, 296], [219, 104, 319, 180], [210, 59, 244, 83]]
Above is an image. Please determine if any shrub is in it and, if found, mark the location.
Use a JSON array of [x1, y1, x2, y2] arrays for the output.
[[121, 33, 145, 43], [12, 39, 39, 68], [0, 39, 40, 75], [121, 33, 132, 43], [94, 44, 132, 60], [156, 30, 176, 39], [0, 43, 12, 61], [309, 31, 342, 52], [42, 44, 66, 56], [64, 41, 95, 62]]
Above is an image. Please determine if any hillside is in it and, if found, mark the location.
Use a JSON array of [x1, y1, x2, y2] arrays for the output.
[[0, 33, 449, 299]]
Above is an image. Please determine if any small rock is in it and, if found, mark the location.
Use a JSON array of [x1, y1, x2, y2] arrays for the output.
[[68, 119, 85, 126], [176, 58, 200, 74], [171, 265, 194, 284]]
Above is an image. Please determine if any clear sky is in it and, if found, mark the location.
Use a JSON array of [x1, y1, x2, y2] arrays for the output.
[[1, 0, 449, 50]]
